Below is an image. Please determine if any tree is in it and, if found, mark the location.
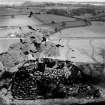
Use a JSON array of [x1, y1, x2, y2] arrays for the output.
[[61, 21, 66, 28]]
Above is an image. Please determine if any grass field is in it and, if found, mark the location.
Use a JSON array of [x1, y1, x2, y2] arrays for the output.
[[0, 38, 20, 53], [49, 35, 105, 63], [0, 15, 42, 37], [33, 14, 76, 24], [0, 15, 41, 27], [52, 22, 105, 38]]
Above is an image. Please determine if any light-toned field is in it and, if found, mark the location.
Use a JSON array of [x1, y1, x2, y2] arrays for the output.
[[0, 38, 20, 53], [0, 15, 42, 37], [53, 22, 105, 38], [0, 15, 42, 27], [49, 36, 105, 63]]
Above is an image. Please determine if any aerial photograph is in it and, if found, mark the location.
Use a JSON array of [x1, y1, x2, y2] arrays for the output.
[[0, 0, 105, 105]]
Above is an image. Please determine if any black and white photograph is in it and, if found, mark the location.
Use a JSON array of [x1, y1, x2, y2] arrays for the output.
[[0, 0, 105, 105]]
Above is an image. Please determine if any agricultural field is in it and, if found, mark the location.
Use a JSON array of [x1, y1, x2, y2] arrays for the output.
[[52, 22, 105, 38], [48, 35, 105, 63], [33, 14, 76, 24], [0, 15, 42, 37], [0, 38, 20, 53]]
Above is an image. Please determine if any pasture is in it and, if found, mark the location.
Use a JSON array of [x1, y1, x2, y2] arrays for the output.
[[33, 14, 76, 24], [0, 15, 42, 37]]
